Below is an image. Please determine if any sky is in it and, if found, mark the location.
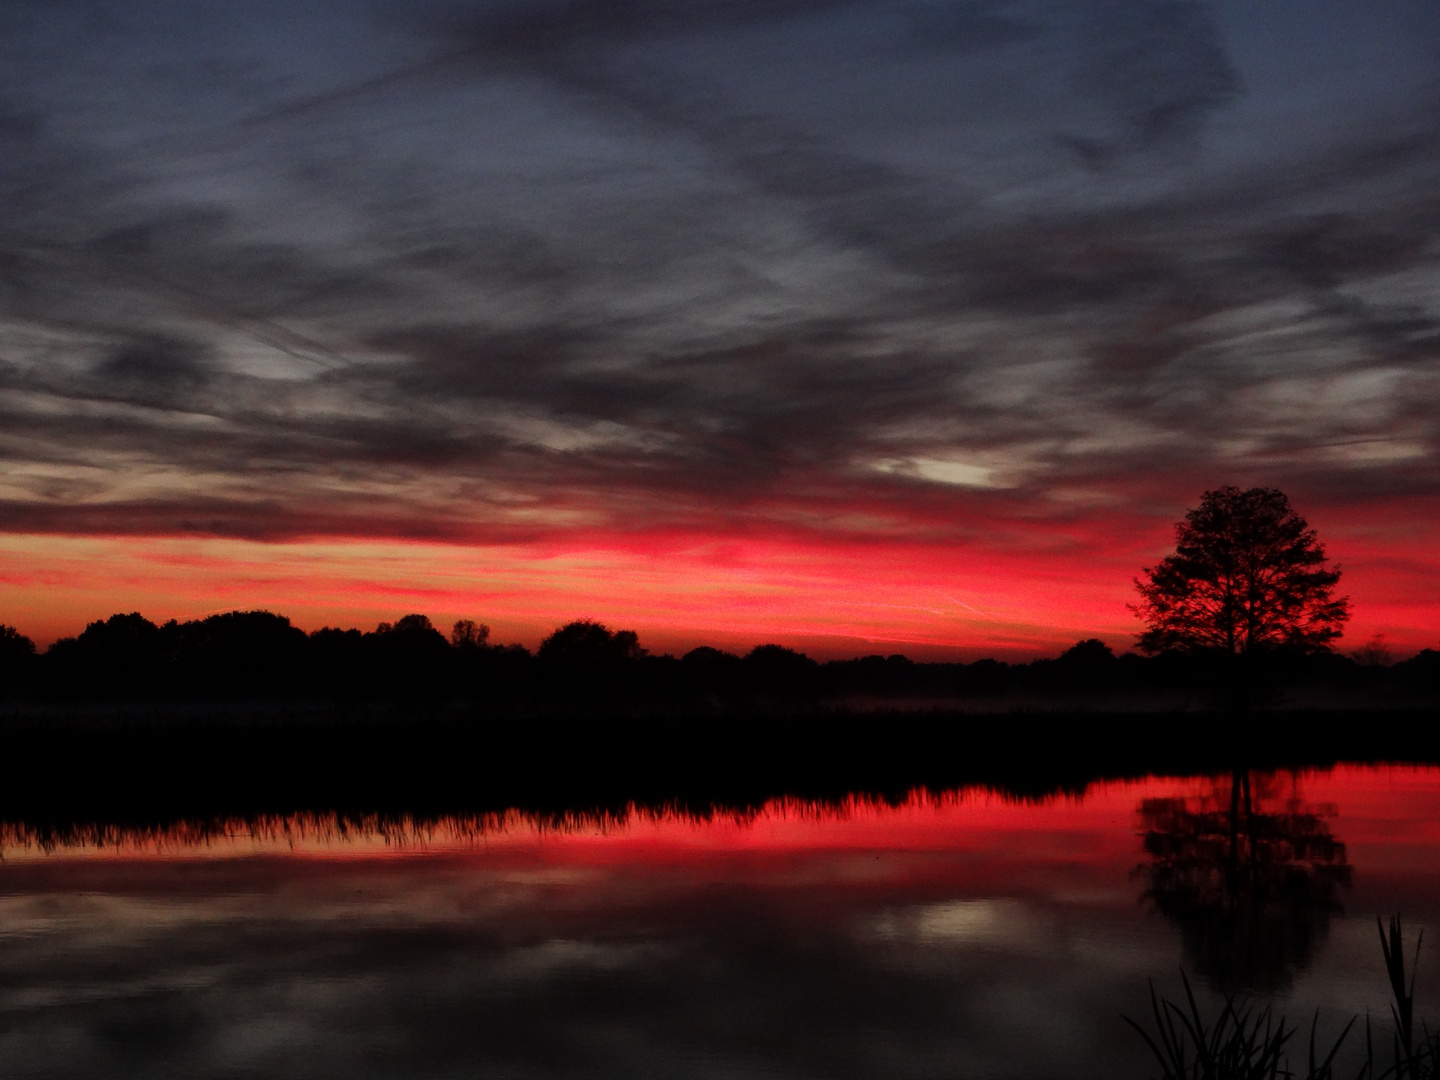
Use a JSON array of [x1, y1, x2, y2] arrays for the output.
[[0, 0, 1437, 656]]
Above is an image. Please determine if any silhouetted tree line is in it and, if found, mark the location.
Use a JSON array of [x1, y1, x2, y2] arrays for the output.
[[0, 612, 1435, 709]]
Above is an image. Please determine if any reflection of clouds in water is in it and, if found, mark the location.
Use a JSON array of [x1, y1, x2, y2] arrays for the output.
[[1, 768, 1435, 1078], [875, 898, 1045, 948], [488, 939, 671, 983], [870, 896, 1173, 977], [0, 858, 1171, 1079]]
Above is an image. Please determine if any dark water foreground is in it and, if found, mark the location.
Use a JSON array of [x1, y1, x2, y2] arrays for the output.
[[0, 773, 1433, 1080], [0, 716, 1439, 1079]]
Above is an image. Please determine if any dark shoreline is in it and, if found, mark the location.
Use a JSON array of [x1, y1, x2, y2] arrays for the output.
[[1, 707, 1436, 840]]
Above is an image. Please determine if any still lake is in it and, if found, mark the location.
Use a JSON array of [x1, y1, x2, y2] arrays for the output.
[[1, 765, 1437, 1079]]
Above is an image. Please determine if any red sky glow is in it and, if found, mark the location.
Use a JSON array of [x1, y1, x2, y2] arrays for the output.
[[1, 496, 1434, 658], [1, 3, 1437, 657]]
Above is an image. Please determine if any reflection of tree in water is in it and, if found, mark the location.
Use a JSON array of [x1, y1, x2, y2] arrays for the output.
[[1137, 771, 1351, 993]]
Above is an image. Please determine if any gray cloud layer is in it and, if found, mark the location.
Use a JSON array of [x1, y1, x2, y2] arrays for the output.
[[0, 0, 1437, 543]]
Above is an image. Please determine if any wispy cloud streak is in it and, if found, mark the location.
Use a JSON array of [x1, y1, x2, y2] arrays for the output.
[[0, 0, 1437, 641]]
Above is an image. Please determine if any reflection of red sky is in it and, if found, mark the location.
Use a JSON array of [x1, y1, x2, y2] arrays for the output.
[[447, 767, 1440, 879], [0, 509, 1434, 657], [2, 766, 1434, 1080], [7, 768, 1438, 892]]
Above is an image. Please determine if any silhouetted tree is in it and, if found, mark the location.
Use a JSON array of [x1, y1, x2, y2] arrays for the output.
[[448, 618, 510, 703], [46, 612, 166, 698], [742, 644, 820, 701], [0, 624, 36, 697], [391, 614, 440, 636], [1393, 648, 1440, 702], [955, 657, 1010, 696], [478, 642, 534, 703], [824, 654, 921, 698], [538, 620, 647, 701], [168, 611, 309, 698], [309, 626, 366, 699], [14, 595, 1412, 708], [1043, 638, 1120, 695], [679, 646, 744, 703], [366, 614, 453, 700], [451, 619, 490, 648], [1133, 487, 1349, 710], [1351, 634, 1395, 667], [539, 620, 645, 665]]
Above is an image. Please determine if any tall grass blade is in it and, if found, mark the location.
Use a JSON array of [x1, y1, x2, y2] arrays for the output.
[[1128, 916, 1428, 1080]]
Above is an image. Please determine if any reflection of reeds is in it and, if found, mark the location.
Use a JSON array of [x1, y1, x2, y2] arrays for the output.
[[1129, 917, 1439, 1080], [0, 785, 1053, 857], [0, 808, 644, 855]]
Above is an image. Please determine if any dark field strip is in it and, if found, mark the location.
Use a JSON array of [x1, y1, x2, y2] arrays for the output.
[[0, 707, 1436, 841]]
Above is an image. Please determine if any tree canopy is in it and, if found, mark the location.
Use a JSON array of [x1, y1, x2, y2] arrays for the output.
[[1133, 486, 1350, 657]]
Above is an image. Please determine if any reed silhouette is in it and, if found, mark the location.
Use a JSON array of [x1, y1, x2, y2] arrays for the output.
[[1128, 916, 1440, 1080]]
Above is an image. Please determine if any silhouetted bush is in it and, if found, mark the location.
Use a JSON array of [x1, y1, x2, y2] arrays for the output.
[[956, 657, 1011, 696], [1044, 638, 1120, 695], [538, 620, 647, 702], [450, 619, 489, 648], [1391, 648, 1440, 700], [742, 644, 820, 701], [168, 611, 310, 698], [45, 613, 166, 699], [307, 627, 365, 700], [680, 647, 744, 703], [823, 654, 926, 697], [364, 615, 453, 701], [450, 621, 532, 703]]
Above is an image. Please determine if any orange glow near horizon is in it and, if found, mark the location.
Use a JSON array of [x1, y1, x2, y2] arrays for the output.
[[0, 514, 1435, 659], [0, 518, 1434, 659]]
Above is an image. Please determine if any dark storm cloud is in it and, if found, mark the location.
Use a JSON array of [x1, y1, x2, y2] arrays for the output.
[[0, 0, 1437, 541]]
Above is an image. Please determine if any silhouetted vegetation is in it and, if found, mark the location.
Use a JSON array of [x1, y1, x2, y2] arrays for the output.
[[1128, 973, 1354, 1080], [1134, 487, 1351, 712], [0, 704, 1436, 857], [1, 611, 1435, 711], [0, 622, 35, 698], [0, 605, 1434, 829], [1129, 917, 1440, 1080]]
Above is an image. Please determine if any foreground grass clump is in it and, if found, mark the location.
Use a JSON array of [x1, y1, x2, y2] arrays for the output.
[[1129, 916, 1439, 1080]]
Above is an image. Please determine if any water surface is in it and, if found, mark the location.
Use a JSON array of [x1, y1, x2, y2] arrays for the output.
[[2, 765, 1438, 1078]]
